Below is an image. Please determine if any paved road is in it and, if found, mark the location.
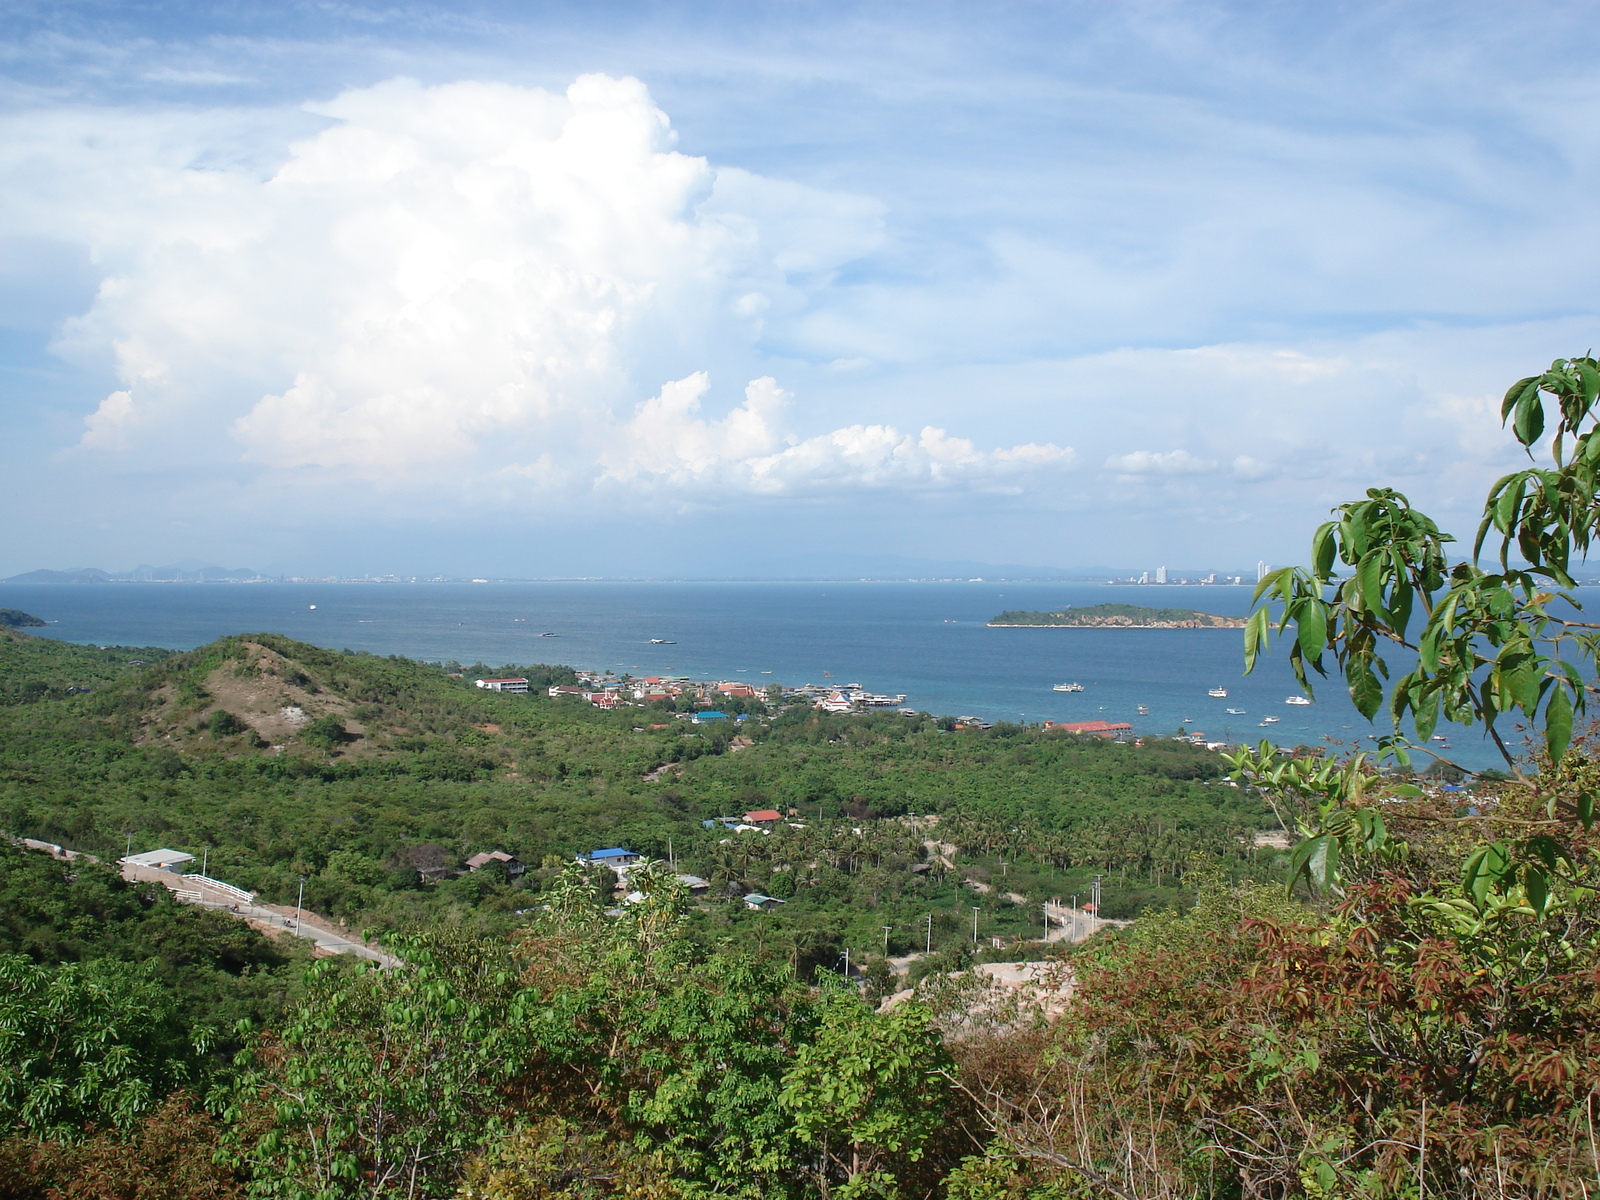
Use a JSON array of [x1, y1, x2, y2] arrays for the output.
[[188, 896, 403, 968], [18, 838, 402, 967]]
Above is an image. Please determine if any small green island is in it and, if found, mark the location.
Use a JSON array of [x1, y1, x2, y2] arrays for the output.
[[0, 608, 45, 629], [988, 602, 1247, 628]]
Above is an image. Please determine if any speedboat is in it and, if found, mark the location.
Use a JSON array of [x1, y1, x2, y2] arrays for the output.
[[1286, 696, 1312, 706], [1260, 715, 1280, 724], [650, 639, 677, 644], [1137, 705, 1149, 715], [1226, 708, 1246, 715], [1208, 687, 1229, 698], [1053, 682, 1085, 693]]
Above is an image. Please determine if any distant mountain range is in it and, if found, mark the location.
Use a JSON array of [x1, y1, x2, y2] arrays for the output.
[[3, 562, 271, 584]]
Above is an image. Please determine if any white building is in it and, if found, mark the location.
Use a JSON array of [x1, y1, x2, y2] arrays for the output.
[[1155, 566, 1168, 584], [120, 848, 196, 873], [476, 677, 529, 693]]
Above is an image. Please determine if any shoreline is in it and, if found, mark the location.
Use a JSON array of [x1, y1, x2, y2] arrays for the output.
[[986, 622, 1249, 630]]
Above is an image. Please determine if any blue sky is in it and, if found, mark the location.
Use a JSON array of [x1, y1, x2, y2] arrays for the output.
[[2, 1, 1597, 577]]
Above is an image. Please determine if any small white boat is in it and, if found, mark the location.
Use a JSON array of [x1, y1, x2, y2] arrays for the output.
[[1137, 705, 1150, 715], [1226, 708, 1246, 715], [1285, 696, 1312, 706], [1430, 734, 1448, 742], [1258, 720, 1274, 727], [1053, 682, 1085, 693], [1261, 715, 1281, 724], [650, 639, 676, 644], [1208, 687, 1229, 698]]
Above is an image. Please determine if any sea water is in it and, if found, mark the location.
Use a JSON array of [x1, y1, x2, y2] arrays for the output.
[[0, 580, 1518, 769]]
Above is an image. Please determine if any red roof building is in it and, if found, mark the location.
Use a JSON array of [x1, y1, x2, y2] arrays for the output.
[[1046, 720, 1132, 737], [744, 809, 783, 824]]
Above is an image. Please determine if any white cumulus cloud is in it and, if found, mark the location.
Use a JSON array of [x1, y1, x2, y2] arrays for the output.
[[600, 373, 1073, 496], [13, 73, 1049, 505], [1104, 448, 1218, 476]]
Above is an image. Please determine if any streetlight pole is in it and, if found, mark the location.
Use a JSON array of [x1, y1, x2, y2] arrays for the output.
[[295, 875, 306, 930], [882, 925, 892, 955]]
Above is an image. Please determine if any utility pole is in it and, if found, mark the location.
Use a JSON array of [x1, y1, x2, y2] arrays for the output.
[[842, 947, 850, 978], [123, 831, 134, 859], [882, 925, 893, 955], [200, 846, 209, 905], [1043, 904, 1049, 940], [1072, 893, 1079, 941], [925, 913, 932, 954], [1091, 875, 1102, 936], [295, 875, 306, 930], [667, 837, 674, 868], [972, 906, 980, 946]]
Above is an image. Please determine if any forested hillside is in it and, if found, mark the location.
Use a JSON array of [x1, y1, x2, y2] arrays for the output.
[[6, 610, 1587, 1199], [0, 628, 1273, 965]]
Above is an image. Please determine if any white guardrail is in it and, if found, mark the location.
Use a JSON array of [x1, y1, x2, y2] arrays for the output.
[[175, 874, 256, 905]]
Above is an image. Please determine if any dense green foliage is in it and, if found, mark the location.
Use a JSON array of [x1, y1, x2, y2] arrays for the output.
[[0, 629, 1272, 966], [0, 842, 303, 1048], [0, 610, 44, 629]]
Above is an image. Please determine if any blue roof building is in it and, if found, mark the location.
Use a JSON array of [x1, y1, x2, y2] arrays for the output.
[[587, 847, 641, 864], [692, 710, 730, 723]]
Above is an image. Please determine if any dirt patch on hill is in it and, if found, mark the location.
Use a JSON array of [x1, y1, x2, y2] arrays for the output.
[[136, 639, 383, 753]]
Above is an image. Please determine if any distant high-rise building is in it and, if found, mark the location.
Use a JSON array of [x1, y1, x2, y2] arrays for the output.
[[1155, 566, 1168, 584], [1256, 560, 1269, 582], [1137, 571, 1149, 585]]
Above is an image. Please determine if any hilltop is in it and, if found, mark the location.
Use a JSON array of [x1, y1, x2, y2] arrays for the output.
[[989, 602, 1247, 628]]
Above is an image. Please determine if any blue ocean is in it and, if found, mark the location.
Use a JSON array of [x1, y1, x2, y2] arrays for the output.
[[0, 580, 1519, 769]]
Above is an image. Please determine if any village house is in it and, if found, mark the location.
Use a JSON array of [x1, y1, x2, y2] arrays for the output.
[[743, 893, 786, 912], [464, 850, 525, 878], [583, 847, 641, 867], [475, 677, 528, 693]]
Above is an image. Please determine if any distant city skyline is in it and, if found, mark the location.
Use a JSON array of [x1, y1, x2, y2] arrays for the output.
[[2, 2, 1597, 578]]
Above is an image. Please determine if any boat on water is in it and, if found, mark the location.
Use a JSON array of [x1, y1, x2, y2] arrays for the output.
[[1208, 687, 1229, 698], [1226, 708, 1246, 715], [1430, 734, 1448, 742], [649, 639, 676, 644], [1285, 696, 1312, 706], [1053, 682, 1085, 693], [1260, 715, 1281, 724], [1137, 705, 1150, 715], [538, 632, 557, 637]]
